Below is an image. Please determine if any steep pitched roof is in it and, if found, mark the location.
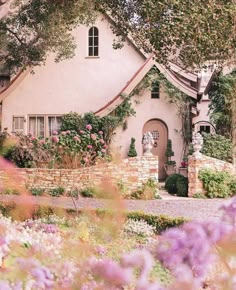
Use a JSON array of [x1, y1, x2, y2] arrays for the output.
[[95, 55, 198, 117]]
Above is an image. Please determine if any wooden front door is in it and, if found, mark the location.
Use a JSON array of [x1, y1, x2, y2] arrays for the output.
[[143, 119, 168, 180]]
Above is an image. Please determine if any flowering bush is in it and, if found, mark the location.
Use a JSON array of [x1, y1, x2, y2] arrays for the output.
[[3, 126, 107, 168], [123, 219, 155, 239], [1, 197, 236, 289]]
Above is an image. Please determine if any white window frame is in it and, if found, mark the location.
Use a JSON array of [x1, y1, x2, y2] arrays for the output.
[[12, 116, 25, 134], [28, 115, 62, 138]]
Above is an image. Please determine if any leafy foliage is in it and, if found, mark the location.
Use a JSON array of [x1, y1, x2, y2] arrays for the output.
[[201, 133, 233, 162], [96, 0, 236, 68], [209, 70, 236, 137], [176, 175, 188, 197], [130, 178, 159, 200], [199, 169, 236, 198]]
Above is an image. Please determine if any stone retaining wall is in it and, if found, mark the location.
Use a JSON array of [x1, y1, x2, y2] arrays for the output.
[[0, 156, 158, 194], [188, 154, 234, 196]]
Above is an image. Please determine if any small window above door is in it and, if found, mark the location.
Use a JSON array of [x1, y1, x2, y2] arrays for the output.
[[151, 81, 160, 99]]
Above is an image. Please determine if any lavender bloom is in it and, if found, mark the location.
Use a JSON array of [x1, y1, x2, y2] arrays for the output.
[[90, 258, 132, 286], [0, 281, 11, 290], [31, 266, 54, 289], [221, 197, 236, 226], [156, 222, 214, 283], [95, 245, 107, 256]]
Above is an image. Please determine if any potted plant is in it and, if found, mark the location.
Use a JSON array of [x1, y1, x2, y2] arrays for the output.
[[164, 139, 176, 175], [179, 155, 188, 177]]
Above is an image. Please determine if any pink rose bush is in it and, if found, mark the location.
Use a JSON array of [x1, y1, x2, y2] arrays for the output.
[[3, 126, 107, 168], [1, 198, 236, 289]]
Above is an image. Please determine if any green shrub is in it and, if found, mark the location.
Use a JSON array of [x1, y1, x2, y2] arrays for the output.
[[165, 174, 183, 194], [1, 188, 20, 195], [127, 137, 137, 157], [30, 188, 45, 196], [202, 133, 232, 162], [198, 169, 235, 198], [176, 176, 188, 197], [126, 211, 186, 234], [192, 192, 207, 199], [80, 187, 97, 198], [49, 187, 65, 197], [130, 178, 159, 199]]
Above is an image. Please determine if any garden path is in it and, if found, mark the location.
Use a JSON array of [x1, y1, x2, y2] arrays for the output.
[[0, 191, 226, 221]]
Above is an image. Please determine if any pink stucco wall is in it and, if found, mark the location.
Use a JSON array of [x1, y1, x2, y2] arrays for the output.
[[2, 16, 145, 132]]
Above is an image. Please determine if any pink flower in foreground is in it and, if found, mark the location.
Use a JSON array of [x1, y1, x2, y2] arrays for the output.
[[30, 137, 36, 141], [98, 131, 103, 135], [39, 140, 45, 145], [91, 134, 97, 140], [80, 130, 85, 134], [87, 145, 93, 149], [103, 145, 108, 149], [86, 124, 92, 130], [61, 131, 67, 136], [66, 130, 71, 134], [52, 136, 59, 143], [73, 136, 80, 142], [52, 130, 58, 135]]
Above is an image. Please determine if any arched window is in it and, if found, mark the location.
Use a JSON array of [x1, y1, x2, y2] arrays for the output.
[[88, 27, 99, 57]]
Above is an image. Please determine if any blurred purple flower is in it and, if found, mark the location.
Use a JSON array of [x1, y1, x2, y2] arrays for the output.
[[52, 130, 58, 135], [221, 197, 236, 225], [95, 245, 107, 256], [87, 145, 93, 149], [90, 258, 132, 286]]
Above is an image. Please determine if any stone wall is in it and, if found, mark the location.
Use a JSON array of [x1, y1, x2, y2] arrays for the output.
[[188, 154, 234, 197], [0, 156, 158, 194]]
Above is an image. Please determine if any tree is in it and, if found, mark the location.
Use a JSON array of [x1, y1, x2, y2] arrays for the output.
[[209, 71, 236, 137], [96, 0, 236, 69]]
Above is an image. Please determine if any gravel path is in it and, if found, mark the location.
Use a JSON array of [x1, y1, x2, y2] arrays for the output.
[[0, 192, 227, 221]]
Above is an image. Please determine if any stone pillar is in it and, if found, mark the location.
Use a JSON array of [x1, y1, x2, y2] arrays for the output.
[[188, 155, 204, 197]]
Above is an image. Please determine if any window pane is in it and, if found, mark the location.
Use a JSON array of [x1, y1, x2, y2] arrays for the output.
[[94, 47, 99, 56], [94, 36, 98, 46], [89, 47, 93, 56], [37, 117, 45, 138], [89, 37, 93, 46], [89, 27, 93, 36], [93, 27, 99, 36], [48, 116, 62, 136], [29, 117, 36, 137]]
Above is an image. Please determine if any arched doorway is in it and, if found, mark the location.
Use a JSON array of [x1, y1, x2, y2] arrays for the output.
[[143, 119, 168, 180]]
